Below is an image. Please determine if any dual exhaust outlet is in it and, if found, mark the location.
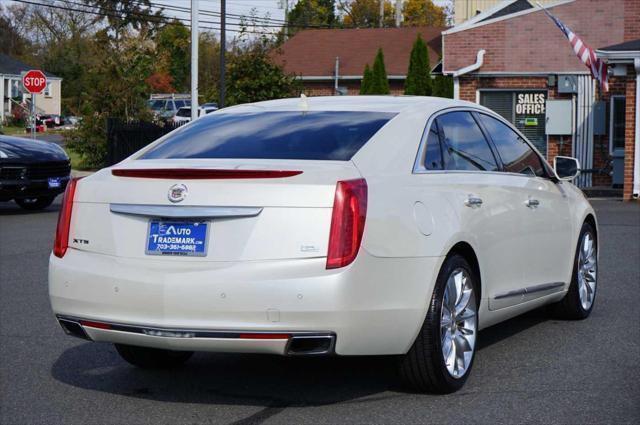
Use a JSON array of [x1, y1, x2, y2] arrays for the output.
[[57, 317, 335, 356]]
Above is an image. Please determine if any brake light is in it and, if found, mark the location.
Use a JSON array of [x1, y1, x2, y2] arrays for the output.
[[326, 179, 367, 269], [111, 169, 303, 179], [53, 178, 79, 258]]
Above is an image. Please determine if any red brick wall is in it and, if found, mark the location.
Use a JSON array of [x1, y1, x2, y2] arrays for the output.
[[443, 0, 632, 74], [623, 76, 637, 200]]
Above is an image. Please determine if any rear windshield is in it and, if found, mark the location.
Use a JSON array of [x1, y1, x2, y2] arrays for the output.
[[140, 111, 396, 161]]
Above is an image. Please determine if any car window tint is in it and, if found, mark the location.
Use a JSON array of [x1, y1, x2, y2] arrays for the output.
[[477, 114, 546, 177], [141, 111, 396, 161], [436, 112, 498, 171], [424, 121, 443, 170]]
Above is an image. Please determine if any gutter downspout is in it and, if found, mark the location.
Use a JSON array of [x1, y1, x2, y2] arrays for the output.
[[451, 49, 486, 100], [634, 58, 640, 198], [334, 56, 339, 95]]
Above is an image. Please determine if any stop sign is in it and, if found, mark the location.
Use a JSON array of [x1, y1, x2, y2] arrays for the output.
[[22, 70, 47, 94]]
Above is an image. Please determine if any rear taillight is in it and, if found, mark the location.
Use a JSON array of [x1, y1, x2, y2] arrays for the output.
[[326, 179, 367, 269], [53, 178, 79, 258]]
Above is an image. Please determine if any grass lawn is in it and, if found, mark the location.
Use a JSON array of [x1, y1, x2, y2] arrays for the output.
[[64, 147, 95, 171], [0, 125, 27, 136]]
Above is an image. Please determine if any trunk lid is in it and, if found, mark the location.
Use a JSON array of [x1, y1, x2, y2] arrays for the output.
[[69, 159, 361, 262]]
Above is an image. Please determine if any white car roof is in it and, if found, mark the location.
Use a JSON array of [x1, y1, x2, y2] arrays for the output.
[[220, 96, 485, 115]]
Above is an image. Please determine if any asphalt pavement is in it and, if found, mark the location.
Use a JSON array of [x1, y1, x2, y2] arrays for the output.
[[1, 197, 639, 425]]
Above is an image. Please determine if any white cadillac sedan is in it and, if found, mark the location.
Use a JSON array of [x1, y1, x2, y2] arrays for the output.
[[49, 96, 598, 393]]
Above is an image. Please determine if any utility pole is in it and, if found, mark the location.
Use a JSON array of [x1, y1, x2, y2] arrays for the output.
[[190, 0, 198, 121], [379, 0, 384, 27], [219, 0, 226, 108], [395, 0, 402, 28], [279, 0, 289, 38]]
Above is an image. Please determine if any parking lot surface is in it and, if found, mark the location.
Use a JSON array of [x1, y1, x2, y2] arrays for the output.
[[1, 198, 639, 425]]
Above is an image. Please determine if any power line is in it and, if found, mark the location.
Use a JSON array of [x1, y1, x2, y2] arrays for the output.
[[13, 0, 280, 34]]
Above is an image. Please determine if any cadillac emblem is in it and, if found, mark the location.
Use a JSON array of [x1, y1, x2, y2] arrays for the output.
[[168, 184, 188, 203]]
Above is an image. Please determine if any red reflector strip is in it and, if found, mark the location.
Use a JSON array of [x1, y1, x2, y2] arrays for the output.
[[79, 320, 112, 330], [238, 333, 291, 340], [111, 169, 303, 179]]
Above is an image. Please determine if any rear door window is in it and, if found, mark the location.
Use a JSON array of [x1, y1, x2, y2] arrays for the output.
[[436, 112, 498, 172], [141, 111, 396, 161], [477, 113, 546, 177]]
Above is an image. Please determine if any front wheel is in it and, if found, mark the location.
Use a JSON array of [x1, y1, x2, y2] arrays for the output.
[[399, 254, 478, 393], [553, 222, 598, 319], [115, 344, 193, 369]]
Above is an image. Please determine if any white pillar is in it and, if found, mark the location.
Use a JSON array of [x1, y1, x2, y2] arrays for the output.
[[453, 76, 460, 100], [190, 0, 199, 121], [0, 76, 4, 124]]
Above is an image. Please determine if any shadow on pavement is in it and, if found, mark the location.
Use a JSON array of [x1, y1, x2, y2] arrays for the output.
[[50, 307, 551, 409]]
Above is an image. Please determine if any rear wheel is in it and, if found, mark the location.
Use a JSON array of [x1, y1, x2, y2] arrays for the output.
[[553, 222, 597, 319], [15, 196, 55, 210], [115, 344, 193, 369], [399, 254, 478, 393]]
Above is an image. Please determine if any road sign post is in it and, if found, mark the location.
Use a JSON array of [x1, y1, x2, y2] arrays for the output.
[[22, 70, 47, 140]]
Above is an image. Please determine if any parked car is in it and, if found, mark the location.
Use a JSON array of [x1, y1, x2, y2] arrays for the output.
[[49, 96, 597, 393], [0, 135, 71, 210], [147, 95, 191, 121], [40, 114, 62, 128], [172, 105, 218, 124]]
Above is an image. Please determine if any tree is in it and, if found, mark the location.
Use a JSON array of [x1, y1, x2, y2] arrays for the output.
[[402, 0, 446, 27], [198, 31, 221, 103], [226, 42, 301, 106], [154, 21, 190, 92], [146, 72, 175, 93], [360, 63, 373, 94], [339, 0, 395, 28], [85, 0, 162, 45], [288, 0, 336, 36], [0, 6, 30, 57], [404, 34, 431, 95], [432, 75, 453, 98], [369, 48, 389, 94]]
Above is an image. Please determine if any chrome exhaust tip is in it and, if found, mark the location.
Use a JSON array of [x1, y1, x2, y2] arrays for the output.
[[57, 317, 91, 340], [286, 335, 336, 356]]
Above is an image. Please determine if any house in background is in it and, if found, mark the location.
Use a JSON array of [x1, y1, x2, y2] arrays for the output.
[[442, 0, 639, 200], [270, 27, 443, 96], [453, 0, 557, 25], [0, 53, 62, 124]]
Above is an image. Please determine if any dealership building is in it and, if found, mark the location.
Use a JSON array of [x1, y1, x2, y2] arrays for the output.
[[442, 0, 639, 200]]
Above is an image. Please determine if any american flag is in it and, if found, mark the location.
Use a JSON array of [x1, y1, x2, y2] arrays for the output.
[[538, 3, 609, 92]]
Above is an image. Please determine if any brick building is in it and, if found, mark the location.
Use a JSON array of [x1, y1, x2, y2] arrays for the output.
[[271, 26, 443, 96], [442, 0, 639, 199]]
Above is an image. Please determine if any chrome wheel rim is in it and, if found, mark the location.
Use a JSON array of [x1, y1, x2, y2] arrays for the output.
[[440, 268, 477, 379], [578, 232, 597, 310]]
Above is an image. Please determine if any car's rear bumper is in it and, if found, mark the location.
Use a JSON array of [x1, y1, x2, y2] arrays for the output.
[[49, 248, 443, 356]]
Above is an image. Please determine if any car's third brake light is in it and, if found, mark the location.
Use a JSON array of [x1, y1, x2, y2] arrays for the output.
[[326, 179, 367, 269], [53, 178, 79, 258]]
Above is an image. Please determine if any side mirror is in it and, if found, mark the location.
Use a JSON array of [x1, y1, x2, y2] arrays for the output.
[[554, 156, 581, 181]]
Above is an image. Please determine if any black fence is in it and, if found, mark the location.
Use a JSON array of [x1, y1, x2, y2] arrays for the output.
[[106, 118, 185, 165]]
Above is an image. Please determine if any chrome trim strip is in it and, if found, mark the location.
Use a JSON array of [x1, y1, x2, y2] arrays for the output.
[[56, 315, 334, 340], [494, 282, 565, 300], [110, 203, 263, 219]]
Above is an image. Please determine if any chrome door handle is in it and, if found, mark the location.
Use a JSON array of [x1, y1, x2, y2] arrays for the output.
[[465, 196, 483, 208], [526, 198, 540, 208]]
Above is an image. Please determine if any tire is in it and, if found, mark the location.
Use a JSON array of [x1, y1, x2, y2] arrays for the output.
[[15, 196, 55, 211], [399, 254, 479, 393], [115, 344, 193, 369], [553, 222, 598, 320]]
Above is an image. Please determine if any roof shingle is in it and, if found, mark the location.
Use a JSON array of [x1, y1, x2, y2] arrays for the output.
[[270, 27, 444, 78], [0, 53, 59, 78]]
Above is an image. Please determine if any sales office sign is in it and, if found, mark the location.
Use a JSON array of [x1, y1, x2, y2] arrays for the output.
[[516, 93, 546, 115]]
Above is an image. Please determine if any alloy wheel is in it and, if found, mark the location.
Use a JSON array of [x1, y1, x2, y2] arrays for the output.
[[440, 268, 477, 379], [577, 232, 597, 310]]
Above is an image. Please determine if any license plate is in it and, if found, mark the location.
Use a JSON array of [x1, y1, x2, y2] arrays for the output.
[[146, 220, 209, 256], [48, 177, 62, 188]]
